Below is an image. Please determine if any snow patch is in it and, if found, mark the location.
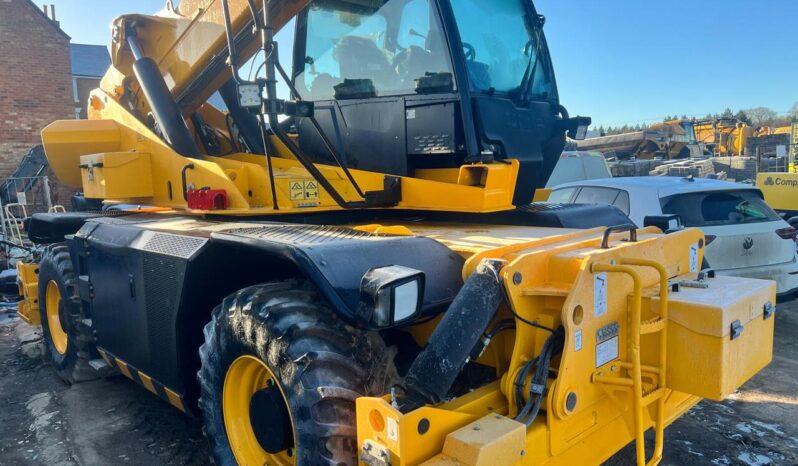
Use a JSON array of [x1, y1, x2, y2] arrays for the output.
[[737, 452, 772, 466]]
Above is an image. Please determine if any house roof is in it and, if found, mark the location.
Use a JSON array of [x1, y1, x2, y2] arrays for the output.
[[70, 44, 111, 78], [23, 0, 70, 40]]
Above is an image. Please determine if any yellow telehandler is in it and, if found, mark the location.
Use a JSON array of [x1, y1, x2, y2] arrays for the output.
[[16, 1, 773, 465]]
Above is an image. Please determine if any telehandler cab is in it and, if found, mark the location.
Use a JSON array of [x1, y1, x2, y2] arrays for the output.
[[16, 0, 774, 465]]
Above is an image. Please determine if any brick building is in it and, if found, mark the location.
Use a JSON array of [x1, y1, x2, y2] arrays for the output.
[[0, 0, 74, 178]]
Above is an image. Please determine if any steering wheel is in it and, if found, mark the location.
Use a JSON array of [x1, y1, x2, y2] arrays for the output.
[[462, 42, 476, 61]]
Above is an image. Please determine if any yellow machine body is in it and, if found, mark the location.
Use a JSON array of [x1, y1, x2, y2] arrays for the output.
[[16, 261, 40, 325], [357, 226, 774, 466]]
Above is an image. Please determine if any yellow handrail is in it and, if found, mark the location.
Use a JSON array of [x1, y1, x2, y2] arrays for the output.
[[620, 258, 669, 465], [591, 260, 669, 466]]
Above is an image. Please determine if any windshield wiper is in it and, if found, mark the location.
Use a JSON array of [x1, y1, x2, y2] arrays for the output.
[[518, 15, 545, 105]]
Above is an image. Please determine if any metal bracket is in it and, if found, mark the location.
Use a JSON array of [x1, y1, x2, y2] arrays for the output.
[[730, 320, 744, 340], [763, 302, 775, 320]]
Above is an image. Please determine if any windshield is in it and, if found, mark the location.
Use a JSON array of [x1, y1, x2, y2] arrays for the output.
[[297, 0, 455, 100], [661, 190, 780, 227], [450, 0, 557, 99]]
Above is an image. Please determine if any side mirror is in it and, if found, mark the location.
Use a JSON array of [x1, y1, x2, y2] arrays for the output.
[[563, 116, 592, 140], [359, 265, 425, 328], [644, 214, 683, 233]]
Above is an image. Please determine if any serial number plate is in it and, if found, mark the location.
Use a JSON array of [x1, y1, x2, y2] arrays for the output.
[[596, 322, 619, 367]]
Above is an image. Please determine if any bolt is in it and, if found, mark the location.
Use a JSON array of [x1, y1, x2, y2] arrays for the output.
[[521, 450, 526, 456], [473, 425, 481, 431], [513, 272, 522, 285]]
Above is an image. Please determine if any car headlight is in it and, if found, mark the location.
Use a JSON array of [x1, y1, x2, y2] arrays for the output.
[[359, 265, 425, 327]]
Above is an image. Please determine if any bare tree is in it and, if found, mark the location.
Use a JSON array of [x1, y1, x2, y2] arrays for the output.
[[789, 102, 798, 119], [744, 107, 778, 126]]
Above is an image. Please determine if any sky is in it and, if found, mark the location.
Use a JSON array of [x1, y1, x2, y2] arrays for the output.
[[47, 0, 798, 128]]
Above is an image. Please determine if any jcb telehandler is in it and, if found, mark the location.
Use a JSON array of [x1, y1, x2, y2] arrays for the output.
[[17, 1, 774, 465]]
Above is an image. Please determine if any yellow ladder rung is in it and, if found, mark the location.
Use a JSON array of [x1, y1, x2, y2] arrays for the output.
[[641, 387, 666, 406], [640, 317, 666, 335], [617, 361, 661, 375]]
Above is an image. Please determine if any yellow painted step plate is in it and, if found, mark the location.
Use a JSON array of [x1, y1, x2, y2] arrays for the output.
[[421, 414, 526, 466]]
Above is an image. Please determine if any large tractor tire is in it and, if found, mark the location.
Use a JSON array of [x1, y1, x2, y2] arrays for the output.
[[38, 244, 95, 383], [198, 280, 397, 466]]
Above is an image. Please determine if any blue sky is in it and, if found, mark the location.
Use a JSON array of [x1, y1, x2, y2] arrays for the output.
[[50, 0, 797, 127]]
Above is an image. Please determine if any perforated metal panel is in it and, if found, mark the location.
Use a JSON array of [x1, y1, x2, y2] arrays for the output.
[[226, 225, 381, 245], [142, 253, 180, 381], [141, 233, 206, 258], [519, 203, 578, 213]]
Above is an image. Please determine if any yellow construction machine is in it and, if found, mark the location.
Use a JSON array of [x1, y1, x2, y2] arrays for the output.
[[16, 1, 774, 465], [694, 118, 752, 156]]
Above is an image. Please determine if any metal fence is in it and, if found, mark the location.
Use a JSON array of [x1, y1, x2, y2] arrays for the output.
[[0, 176, 58, 252], [754, 143, 796, 174]]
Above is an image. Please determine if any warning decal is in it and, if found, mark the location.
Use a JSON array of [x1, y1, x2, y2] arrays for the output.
[[289, 180, 320, 202], [304, 181, 319, 200], [594, 272, 607, 317]]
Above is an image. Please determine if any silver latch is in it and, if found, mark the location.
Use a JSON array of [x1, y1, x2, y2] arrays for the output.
[[763, 301, 775, 320], [730, 320, 744, 340]]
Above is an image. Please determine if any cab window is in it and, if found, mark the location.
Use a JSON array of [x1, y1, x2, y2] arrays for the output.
[[298, 0, 455, 101]]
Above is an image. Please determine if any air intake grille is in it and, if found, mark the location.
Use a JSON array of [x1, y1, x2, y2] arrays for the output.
[[519, 203, 581, 213], [225, 225, 379, 245], [142, 253, 179, 380], [142, 233, 206, 258]]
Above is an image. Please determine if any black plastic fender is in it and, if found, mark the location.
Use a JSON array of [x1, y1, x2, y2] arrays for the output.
[[210, 225, 465, 328]]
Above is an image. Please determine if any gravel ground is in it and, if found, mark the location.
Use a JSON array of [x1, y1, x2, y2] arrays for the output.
[[0, 301, 796, 466]]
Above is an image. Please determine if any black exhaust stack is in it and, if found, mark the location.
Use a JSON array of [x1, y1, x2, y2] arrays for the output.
[[126, 26, 200, 157], [400, 259, 505, 412]]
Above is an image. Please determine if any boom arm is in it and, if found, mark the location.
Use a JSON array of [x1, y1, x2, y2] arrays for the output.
[[105, 0, 309, 113]]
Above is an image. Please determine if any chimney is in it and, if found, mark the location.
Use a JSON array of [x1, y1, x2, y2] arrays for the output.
[[42, 4, 60, 27]]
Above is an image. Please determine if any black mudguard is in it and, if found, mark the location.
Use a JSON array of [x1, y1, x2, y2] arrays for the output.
[[211, 225, 465, 325]]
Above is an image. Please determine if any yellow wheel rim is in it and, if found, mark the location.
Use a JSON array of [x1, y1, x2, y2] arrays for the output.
[[45, 280, 68, 355], [223, 355, 296, 466]]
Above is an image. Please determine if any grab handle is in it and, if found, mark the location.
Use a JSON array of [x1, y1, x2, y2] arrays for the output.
[[601, 224, 638, 249]]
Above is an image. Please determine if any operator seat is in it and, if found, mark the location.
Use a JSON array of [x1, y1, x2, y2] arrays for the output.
[[333, 36, 399, 96], [394, 45, 439, 89]]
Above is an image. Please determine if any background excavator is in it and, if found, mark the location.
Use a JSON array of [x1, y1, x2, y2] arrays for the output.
[[15, 1, 774, 465]]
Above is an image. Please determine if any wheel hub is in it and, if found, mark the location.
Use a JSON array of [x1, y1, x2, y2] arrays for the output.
[[45, 280, 68, 355], [222, 355, 296, 465], [249, 385, 292, 453]]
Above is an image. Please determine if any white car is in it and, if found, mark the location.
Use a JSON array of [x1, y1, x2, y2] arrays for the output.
[[550, 176, 798, 298]]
